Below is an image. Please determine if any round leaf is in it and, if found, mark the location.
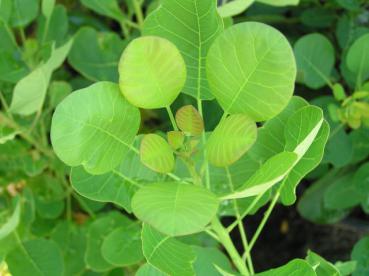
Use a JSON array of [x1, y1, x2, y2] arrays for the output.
[[51, 82, 140, 175], [206, 22, 296, 122], [347, 34, 369, 85], [119, 36, 186, 109], [132, 182, 219, 236], [140, 134, 174, 173], [175, 105, 204, 136], [206, 114, 257, 167], [294, 33, 335, 89]]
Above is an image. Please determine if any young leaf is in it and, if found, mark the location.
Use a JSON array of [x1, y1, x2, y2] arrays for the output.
[[143, 0, 223, 100], [101, 224, 144, 267], [175, 105, 204, 136], [140, 134, 175, 173], [141, 224, 196, 275], [206, 22, 296, 122], [346, 34, 369, 85], [68, 27, 127, 82], [217, 0, 254, 18], [85, 212, 134, 272], [206, 114, 257, 167], [167, 131, 185, 150], [51, 82, 140, 175], [132, 182, 219, 236], [6, 239, 64, 276], [294, 33, 335, 89], [223, 151, 298, 199], [119, 36, 186, 109], [257, 259, 315, 276], [81, 0, 125, 22]]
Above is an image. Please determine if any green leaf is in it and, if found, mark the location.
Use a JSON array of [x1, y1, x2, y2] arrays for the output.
[[9, 0, 39, 28], [101, 224, 144, 266], [332, 83, 346, 101], [42, 0, 55, 19], [294, 33, 335, 89], [354, 162, 369, 195], [119, 36, 186, 109], [346, 34, 369, 86], [256, 259, 315, 276], [81, 0, 125, 22], [143, 0, 223, 100], [132, 182, 219, 236], [141, 224, 196, 275], [0, 197, 20, 240], [85, 212, 134, 272], [140, 134, 175, 173], [300, 8, 335, 28], [0, 50, 28, 83], [257, 0, 299, 6], [193, 246, 233, 276], [51, 222, 87, 276], [0, 125, 20, 145], [175, 105, 204, 136], [207, 22, 296, 122], [0, 0, 12, 23], [334, 261, 357, 276], [9, 39, 73, 116], [167, 131, 185, 150], [206, 114, 257, 167], [68, 27, 127, 82], [217, 0, 254, 18], [6, 239, 64, 276], [306, 251, 340, 276], [224, 152, 298, 199], [136, 263, 167, 276], [48, 81, 72, 108], [351, 237, 369, 276], [51, 82, 140, 175]]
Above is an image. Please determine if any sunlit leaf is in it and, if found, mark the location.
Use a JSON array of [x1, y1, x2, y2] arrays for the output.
[[206, 114, 257, 167], [143, 0, 223, 100], [132, 182, 219, 236], [141, 224, 196, 275], [175, 105, 204, 136], [167, 131, 185, 150], [256, 0, 299, 6], [256, 259, 315, 276], [217, 0, 254, 18], [207, 22, 296, 122], [51, 82, 140, 175], [306, 250, 340, 276]]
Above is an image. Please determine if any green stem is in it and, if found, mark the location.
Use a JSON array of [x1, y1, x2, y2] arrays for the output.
[[133, 0, 144, 29], [212, 218, 249, 276], [225, 167, 254, 274], [119, 21, 130, 39], [166, 106, 178, 131]]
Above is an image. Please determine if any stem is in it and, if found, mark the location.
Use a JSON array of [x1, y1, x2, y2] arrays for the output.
[[225, 167, 254, 274], [166, 106, 178, 131], [197, 99, 210, 189], [133, 0, 144, 29], [212, 218, 249, 276], [119, 21, 130, 39]]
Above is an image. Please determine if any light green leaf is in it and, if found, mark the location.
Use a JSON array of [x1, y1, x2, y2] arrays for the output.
[[68, 27, 127, 82], [0, 125, 20, 145], [141, 224, 196, 276], [346, 34, 369, 86], [175, 105, 204, 136], [51, 82, 140, 175], [294, 33, 335, 89], [85, 212, 134, 272], [207, 22, 296, 122], [42, 0, 55, 19], [0, 197, 20, 240], [132, 182, 219, 236], [206, 114, 257, 167], [143, 0, 223, 100], [167, 131, 185, 150], [71, 137, 159, 212], [9, 0, 39, 28], [0, 0, 12, 23], [140, 134, 175, 173], [9, 39, 73, 116], [193, 246, 233, 276], [217, 0, 254, 18], [81, 0, 125, 22], [136, 263, 166, 276], [256, 259, 315, 276], [6, 239, 64, 276], [119, 36, 186, 109], [223, 151, 298, 200], [306, 251, 340, 276], [256, 0, 299, 6], [101, 224, 144, 266]]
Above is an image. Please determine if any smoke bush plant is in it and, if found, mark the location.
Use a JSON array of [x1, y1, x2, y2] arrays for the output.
[[48, 1, 332, 275]]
